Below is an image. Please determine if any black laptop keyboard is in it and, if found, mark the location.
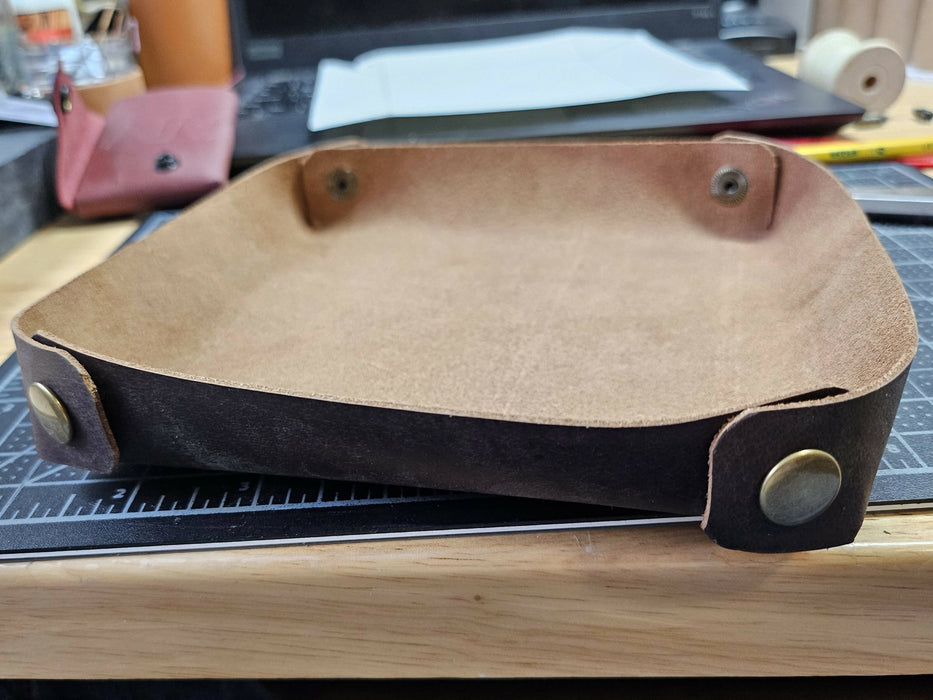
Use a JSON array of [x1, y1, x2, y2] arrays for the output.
[[239, 78, 316, 120]]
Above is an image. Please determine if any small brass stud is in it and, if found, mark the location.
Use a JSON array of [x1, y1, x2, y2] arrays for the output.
[[710, 166, 748, 206], [326, 168, 358, 200], [27, 383, 73, 445], [760, 449, 842, 527], [59, 85, 72, 113]]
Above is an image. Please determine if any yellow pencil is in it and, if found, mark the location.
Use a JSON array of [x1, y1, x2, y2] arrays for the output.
[[792, 137, 933, 162]]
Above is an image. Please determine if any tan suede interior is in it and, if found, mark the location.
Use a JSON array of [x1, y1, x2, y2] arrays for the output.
[[16, 140, 917, 427]]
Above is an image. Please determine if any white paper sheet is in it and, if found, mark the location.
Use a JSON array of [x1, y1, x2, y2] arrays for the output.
[[0, 91, 57, 127], [308, 27, 751, 132]]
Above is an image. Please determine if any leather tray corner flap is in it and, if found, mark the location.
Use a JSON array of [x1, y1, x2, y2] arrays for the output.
[[12, 140, 917, 552]]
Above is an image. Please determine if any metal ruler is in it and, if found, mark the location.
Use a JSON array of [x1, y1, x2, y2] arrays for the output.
[[0, 218, 931, 559]]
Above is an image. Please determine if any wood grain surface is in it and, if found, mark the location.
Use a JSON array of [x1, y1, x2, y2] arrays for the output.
[[0, 513, 931, 678], [0, 217, 136, 358]]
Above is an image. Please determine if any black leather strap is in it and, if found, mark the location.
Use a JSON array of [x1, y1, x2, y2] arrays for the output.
[[14, 335, 909, 552], [705, 367, 909, 552]]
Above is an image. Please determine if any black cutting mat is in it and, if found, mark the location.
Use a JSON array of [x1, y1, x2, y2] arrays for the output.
[[0, 218, 930, 558], [870, 221, 933, 503]]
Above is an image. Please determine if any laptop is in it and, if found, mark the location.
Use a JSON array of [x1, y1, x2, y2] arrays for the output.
[[229, 0, 864, 167]]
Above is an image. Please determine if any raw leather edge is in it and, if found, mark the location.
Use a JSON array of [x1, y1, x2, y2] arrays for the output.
[[11, 316, 119, 473], [703, 361, 914, 552]]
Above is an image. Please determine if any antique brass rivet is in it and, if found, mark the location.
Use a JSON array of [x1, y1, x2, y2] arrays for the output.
[[27, 383, 73, 445], [710, 166, 748, 206], [759, 449, 841, 527], [59, 85, 72, 113], [326, 168, 358, 200]]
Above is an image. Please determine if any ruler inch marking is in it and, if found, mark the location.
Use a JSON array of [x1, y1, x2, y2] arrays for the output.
[[250, 476, 264, 507], [120, 480, 143, 514], [58, 493, 76, 517], [0, 458, 42, 520]]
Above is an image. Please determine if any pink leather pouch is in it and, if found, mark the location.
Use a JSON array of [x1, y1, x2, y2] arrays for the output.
[[53, 70, 238, 219]]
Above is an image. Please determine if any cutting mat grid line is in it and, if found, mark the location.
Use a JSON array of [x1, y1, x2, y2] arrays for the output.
[[874, 224, 933, 494], [0, 220, 930, 555]]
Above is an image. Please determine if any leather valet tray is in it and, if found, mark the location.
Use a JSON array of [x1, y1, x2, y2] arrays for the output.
[[13, 138, 917, 552]]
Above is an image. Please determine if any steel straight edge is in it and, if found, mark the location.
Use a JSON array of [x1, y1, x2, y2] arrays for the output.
[[0, 512, 931, 679]]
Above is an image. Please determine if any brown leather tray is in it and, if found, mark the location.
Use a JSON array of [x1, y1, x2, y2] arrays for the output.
[[12, 138, 917, 552]]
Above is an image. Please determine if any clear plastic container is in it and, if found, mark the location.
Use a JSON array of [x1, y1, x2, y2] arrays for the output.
[[4, 0, 138, 99], [0, 0, 23, 94]]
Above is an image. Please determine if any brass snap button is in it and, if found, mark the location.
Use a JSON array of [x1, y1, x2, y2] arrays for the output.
[[27, 382, 73, 445], [759, 449, 842, 526], [59, 85, 72, 113], [155, 153, 179, 172], [710, 166, 748, 206], [326, 168, 358, 200]]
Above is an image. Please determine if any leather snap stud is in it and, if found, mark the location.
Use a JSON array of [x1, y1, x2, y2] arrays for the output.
[[326, 168, 358, 200], [759, 449, 842, 526], [710, 166, 748, 206], [27, 382, 73, 445], [59, 85, 72, 113], [155, 153, 179, 171]]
